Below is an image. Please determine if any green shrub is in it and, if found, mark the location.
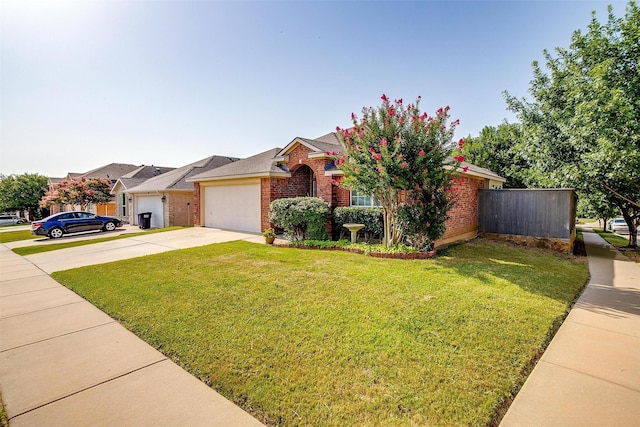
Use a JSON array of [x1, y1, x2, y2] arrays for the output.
[[268, 197, 330, 241], [333, 206, 384, 242], [289, 239, 350, 248]]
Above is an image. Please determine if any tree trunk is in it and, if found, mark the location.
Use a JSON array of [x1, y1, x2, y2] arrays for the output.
[[620, 211, 638, 248], [629, 226, 638, 247]]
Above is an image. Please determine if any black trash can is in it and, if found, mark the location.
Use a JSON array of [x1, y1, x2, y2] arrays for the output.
[[138, 212, 152, 229]]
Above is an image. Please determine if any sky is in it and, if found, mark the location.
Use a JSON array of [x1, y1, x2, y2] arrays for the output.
[[0, 0, 630, 178]]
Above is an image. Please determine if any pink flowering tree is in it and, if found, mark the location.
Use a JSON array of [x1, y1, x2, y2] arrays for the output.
[[40, 177, 113, 211], [334, 95, 465, 249]]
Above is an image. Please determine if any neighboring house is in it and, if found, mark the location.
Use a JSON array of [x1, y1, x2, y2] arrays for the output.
[[111, 165, 175, 222], [125, 155, 238, 228], [187, 132, 505, 245], [49, 163, 140, 215]]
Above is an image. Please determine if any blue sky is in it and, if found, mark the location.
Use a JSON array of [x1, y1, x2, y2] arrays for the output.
[[0, 0, 629, 177]]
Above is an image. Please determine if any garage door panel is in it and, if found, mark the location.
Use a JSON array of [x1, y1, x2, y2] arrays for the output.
[[136, 196, 163, 228], [204, 184, 260, 233]]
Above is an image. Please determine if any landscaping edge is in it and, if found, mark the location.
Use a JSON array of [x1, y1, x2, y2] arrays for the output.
[[275, 243, 437, 259]]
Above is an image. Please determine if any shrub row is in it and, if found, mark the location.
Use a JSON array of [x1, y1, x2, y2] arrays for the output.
[[268, 199, 384, 243], [268, 197, 329, 241]]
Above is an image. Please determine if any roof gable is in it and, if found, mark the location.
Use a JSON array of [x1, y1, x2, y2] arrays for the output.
[[276, 132, 344, 159]]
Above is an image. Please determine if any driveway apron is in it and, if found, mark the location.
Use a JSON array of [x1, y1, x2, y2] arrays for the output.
[[501, 228, 640, 426], [0, 227, 265, 426]]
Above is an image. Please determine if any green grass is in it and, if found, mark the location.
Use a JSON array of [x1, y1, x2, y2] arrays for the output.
[[53, 240, 588, 426], [576, 218, 597, 223], [0, 395, 7, 427], [0, 229, 33, 243], [12, 227, 184, 256]]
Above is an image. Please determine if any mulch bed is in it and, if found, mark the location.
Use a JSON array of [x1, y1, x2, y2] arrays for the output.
[[573, 239, 587, 256]]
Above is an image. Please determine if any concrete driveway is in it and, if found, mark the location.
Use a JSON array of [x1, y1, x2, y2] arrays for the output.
[[12, 226, 265, 273]]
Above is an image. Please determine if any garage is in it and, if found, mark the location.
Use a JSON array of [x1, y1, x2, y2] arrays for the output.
[[135, 195, 164, 228], [203, 180, 261, 233]]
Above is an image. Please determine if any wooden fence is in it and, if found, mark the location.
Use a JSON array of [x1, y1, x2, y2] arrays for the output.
[[478, 189, 577, 252]]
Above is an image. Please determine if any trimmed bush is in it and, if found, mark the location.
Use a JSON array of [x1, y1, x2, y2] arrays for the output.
[[333, 207, 384, 242], [269, 197, 330, 241]]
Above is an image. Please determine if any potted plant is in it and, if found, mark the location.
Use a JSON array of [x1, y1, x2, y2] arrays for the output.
[[262, 227, 276, 244]]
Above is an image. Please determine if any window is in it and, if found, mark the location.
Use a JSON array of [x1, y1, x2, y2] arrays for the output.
[[122, 193, 127, 216], [350, 191, 381, 207]]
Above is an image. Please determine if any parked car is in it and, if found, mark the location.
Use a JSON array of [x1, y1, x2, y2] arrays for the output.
[[31, 211, 122, 239], [0, 215, 26, 226], [608, 218, 630, 234]]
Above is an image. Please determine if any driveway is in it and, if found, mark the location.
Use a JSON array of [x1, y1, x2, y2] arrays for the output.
[[17, 227, 265, 273]]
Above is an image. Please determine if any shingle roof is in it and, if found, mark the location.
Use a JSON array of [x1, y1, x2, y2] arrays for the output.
[[187, 148, 288, 182], [79, 163, 140, 180], [456, 159, 505, 181], [121, 165, 175, 179], [117, 177, 150, 190], [187, 131, 504, 183], [127, 156, 239, 192]]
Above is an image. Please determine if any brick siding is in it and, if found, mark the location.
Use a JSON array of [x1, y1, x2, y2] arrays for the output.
[[193, 183, 202, 226], [441, 176, 486, 241], [167, 192, 196, 226]]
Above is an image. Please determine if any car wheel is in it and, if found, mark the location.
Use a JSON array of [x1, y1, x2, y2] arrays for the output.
[[49, 227, 64, 239], [104, 221, 117, 232]]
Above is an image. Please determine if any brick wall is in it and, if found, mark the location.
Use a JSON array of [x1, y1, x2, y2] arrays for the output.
[[167, 192, 195, 226], [261, 177, 274, 231], [260, 144, 341, 233], [440, 176, 486, 243], [331, 176, 350, 208], [193, 183, 202, 226]]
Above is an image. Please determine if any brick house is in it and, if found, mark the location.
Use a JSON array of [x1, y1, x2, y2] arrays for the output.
[[122, 155, 238, 228], [188, 132, 505, 246]]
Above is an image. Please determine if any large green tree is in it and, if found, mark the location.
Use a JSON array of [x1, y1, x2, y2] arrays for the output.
[[462, 123, 527, 188], [335, 95, 462, 249], [505, 1, 640, 246], [0, 173, 49, 218]]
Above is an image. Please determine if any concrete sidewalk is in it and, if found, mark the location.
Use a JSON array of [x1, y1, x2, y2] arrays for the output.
[[501, 228, 640, 426], [0, 232, 265, 426]]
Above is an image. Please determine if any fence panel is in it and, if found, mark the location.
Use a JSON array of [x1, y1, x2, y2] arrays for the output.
[[479, 189, 577, 249]]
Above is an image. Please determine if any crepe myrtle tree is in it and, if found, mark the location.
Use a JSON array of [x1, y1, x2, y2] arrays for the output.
[[40, 177, 113, 211], [333, 94, 465, 249]]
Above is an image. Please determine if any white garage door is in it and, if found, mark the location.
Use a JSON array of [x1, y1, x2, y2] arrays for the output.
[[204, 182, 261, 232], [136, 196, 164, 228]]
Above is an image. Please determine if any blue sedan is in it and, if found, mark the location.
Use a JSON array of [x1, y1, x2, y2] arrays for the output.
[[31, 211, 122, 239]]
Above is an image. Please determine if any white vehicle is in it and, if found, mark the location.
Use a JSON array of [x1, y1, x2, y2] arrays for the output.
[[0, 215, 26, 226], [608, 218, 629, 234]]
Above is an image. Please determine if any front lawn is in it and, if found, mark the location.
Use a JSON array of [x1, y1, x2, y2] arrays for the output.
[[53, 240, 588, 426], [0, 229, 33, 243]]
